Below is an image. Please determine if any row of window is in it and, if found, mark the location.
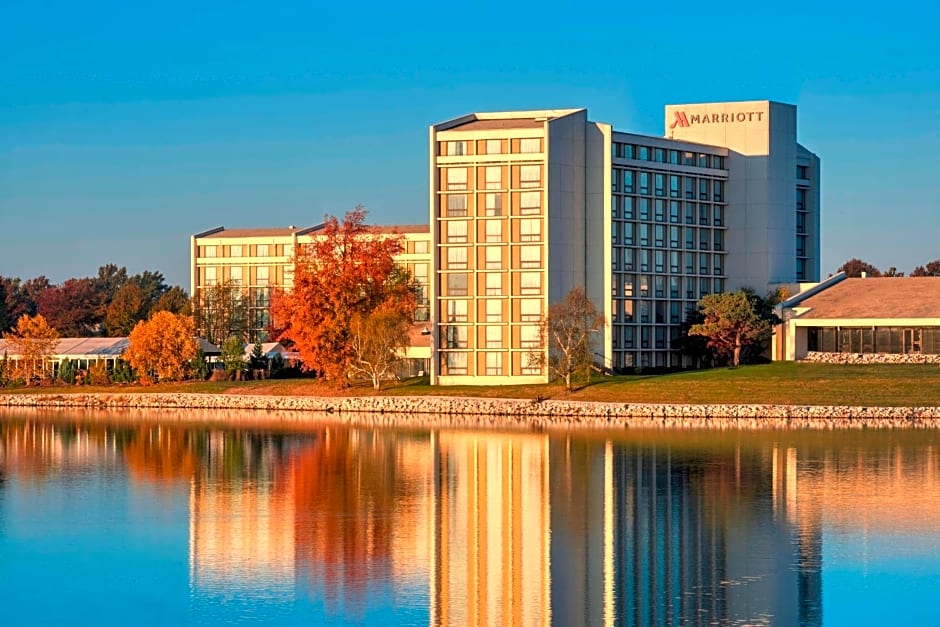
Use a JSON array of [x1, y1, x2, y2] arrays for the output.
[[443, 138, 542, 157], [200, 244, 290, 259], [442, 298, 542, 323], [440, 324, 542, 350], [613, 197, 724, 226], [612, 224, 725, 252], [611, 324, 681, 350], [611, 144, 725, 169], [613, 351, 685, 369], [201, 265, 272, 286], [440, 351, 542, 377], [807, 327, 940, 355], [613, 171, 725, 201], [443, 245, 542, 271], [442, 271, 542, 297], [442, 219, 542, 243], [443, 191, 541, 217], [611, 278, 725, 314], [443, 165, 541, 191]]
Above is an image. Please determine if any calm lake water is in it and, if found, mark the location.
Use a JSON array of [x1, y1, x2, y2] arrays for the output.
[[1, 409, 939, 626]]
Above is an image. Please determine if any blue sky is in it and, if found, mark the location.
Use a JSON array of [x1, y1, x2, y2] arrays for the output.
[[2, 0, 939, 288]]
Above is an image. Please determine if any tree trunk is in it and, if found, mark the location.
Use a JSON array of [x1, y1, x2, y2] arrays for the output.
[[733, 337, 742, 367], [373, 376, 381, 390], [565, 372, 572, 393]]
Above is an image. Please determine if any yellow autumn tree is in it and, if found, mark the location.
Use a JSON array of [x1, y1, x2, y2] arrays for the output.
[[125, 311, 198, 382], [2, 314, 59, 384]]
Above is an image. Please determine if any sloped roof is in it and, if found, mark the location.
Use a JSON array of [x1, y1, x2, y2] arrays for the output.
[[0, 337, 129, 357], [794, 278, 940, 319]]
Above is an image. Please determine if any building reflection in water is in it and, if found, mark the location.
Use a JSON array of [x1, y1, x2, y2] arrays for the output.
[[3, 414, 940, 625]]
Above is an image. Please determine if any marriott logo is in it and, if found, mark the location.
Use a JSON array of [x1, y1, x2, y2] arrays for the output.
[[670, 110, 765, 129]]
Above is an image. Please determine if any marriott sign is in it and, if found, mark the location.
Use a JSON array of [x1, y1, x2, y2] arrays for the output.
[[669, 110, 765, 129]]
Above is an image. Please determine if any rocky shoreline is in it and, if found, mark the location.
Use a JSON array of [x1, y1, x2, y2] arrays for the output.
[[2, 392, 940, 430]]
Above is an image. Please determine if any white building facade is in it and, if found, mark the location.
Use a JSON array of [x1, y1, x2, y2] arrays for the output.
[[430, 101, 820, 384]]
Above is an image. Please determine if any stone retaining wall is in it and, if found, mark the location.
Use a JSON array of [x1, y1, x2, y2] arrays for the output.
[[801, 351, 940, 364], [2, 392, 939, 430]]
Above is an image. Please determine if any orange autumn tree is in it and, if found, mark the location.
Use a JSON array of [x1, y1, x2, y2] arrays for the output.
[[125, 310, 198, 382], [2, 313, 59, 384], [271, 207, 416, 384]]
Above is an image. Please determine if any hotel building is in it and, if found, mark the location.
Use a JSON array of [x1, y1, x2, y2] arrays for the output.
[[429, 101, 820, 384], [190, 224, 433, 370]]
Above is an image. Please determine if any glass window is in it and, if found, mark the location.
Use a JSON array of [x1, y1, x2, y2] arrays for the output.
[[447, 221, 468, 243], [520, 138, 541, 153], [639, 172, 650, 195], [669, 150, 680, 165], [520, 299, 541, 322], [713, 205, 723, 227], [713, 180, 723, 202], [639, 224, 649, 246], [654, 173, 665, 197], [699, 253, 710, 274], [654, 148, 665, 163], [623, 196, 635, 219], [638, 146, 649, 161], [447, 247, 468, 270], [520, 218, 541, 242], [699, 204, 709, 225], [669, 201, 680, 224], [682, 151, 695, 166], [447, 273, 468, 296], [485, 326, 502, 349], [485, 220, 501, 243], [519, 165, 541, 188], [204, 266, 217, 286], [203, 245, 217, 258], [443, 325, 468, 349], [486, 139, 501, 154], [519, 191, 541, 215], [256, 244, 269, 257], [714, 254, 724, 275], [639, 198, 650, 221], [484, 193, 502, 216], [654, 224, 665, 247], [485, 166, 502, 190], [485, 298, 502, 320], [446, 194, 468, 217], [699, 178, 708, 200], [623, 248, 635, 271], [520, 325, 541, 348], [699, 231, 710, 251], [623, 170, 634, 194], [698, 153, 708, 168], [446, 141, 467, 156], [484, 352, 502, 375], [623, 144, 635, 159], [654, 199, 665, 222], [520, 272, 541, 294], [520, 245, 541, 269], [669, 175, 680, 198], [485, 273, 502, 296], [444, 351, 467, 374], [623, 222, 635, 246], [446, 299, 468, 322], [256, 266, 269, 285], [714, 230, 724, 251], [414, 240, 429, 254], [447, 168, 467, 190], [230, 266, 243, 285], [229, 245, 242, 257], [485, 246, 502, 270]]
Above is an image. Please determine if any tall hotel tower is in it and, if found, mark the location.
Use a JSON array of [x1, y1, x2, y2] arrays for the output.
[[429, 101, 820, 385]]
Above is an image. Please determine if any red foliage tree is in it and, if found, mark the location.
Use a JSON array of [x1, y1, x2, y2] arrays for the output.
[[270, 207, 415, 384]]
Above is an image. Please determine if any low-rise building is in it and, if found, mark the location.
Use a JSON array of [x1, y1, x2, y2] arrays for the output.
[[774, 274, 940, 361]]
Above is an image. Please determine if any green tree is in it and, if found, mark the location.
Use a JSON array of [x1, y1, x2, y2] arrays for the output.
[[249, 341, 267, 370], [152, 286, 192, 315], [837, 258, 882, 278], [911, 260, 940, 277], [58, 358, 78, 384], [220, 335, 247, 378], [104, 283, 147, 336], [189, 348, 209, 381], [535, 286, 606, 392], [689, 290, 775, 367]]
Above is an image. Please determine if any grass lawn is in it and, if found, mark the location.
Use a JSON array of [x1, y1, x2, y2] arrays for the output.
[[3, 362, 939, 406]]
